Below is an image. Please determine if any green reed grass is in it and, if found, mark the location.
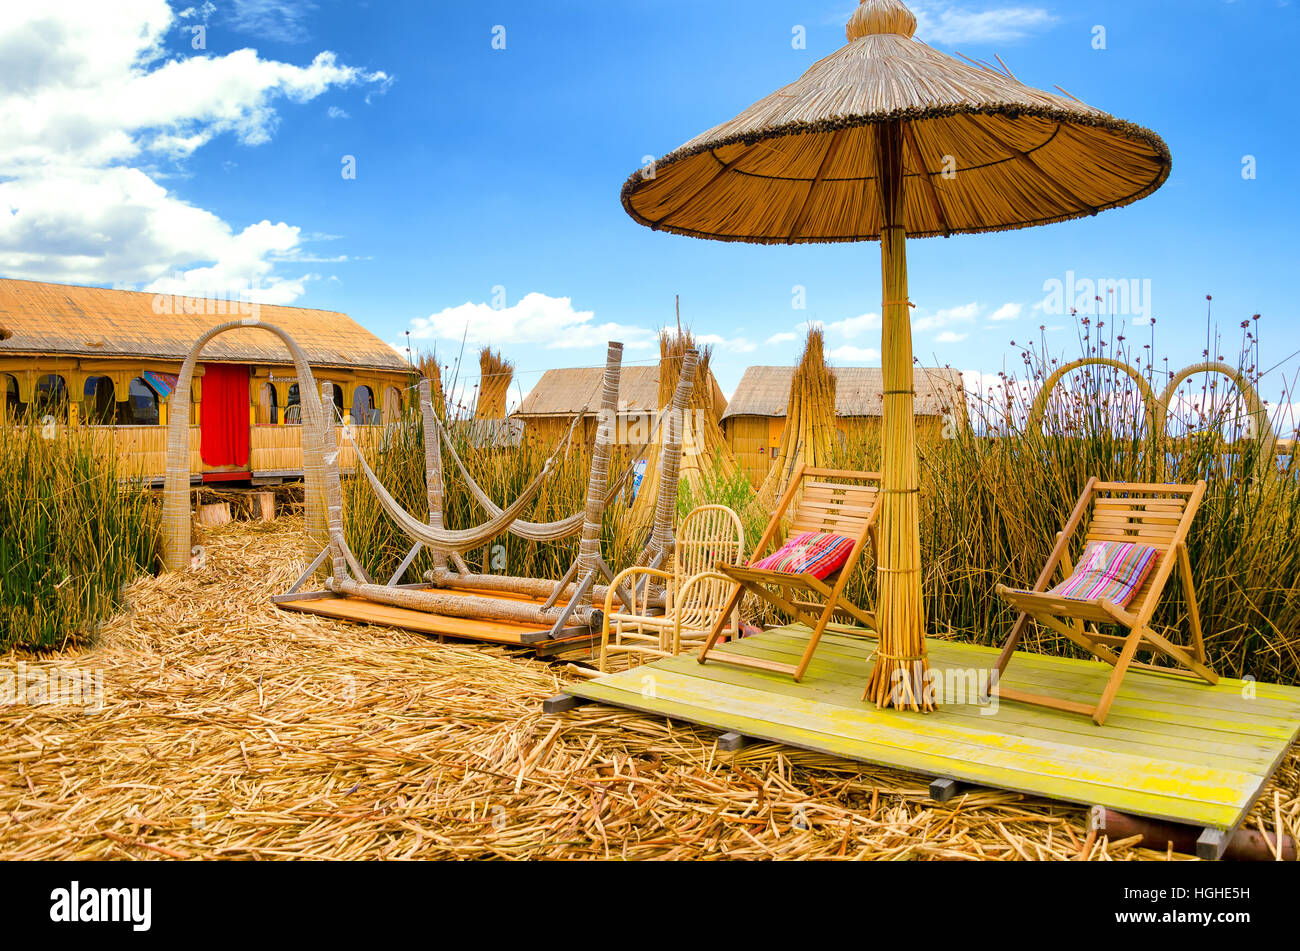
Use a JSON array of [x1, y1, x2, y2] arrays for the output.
[[0, 423, 160, 652]]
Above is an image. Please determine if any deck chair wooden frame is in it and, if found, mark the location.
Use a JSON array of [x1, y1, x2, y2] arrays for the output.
[[598, 505, 746, 672], [698, 465, 880, 681], [993, 477, 1216, 726]]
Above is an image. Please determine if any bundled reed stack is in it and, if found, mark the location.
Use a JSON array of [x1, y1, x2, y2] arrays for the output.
[[474, 348, 513, 419], [755, 327, 838, 511], [415, 351, 446, 420], [629, 330, 739, 528]]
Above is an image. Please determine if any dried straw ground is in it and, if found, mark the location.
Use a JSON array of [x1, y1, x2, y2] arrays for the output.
[[2, 518, 1295, 861]]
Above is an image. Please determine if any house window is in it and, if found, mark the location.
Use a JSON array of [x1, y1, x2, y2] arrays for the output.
[[258, 382, 278, 424], [2, 373, 25, 422], [351, 385, 377, 425], [34, 374, 68, 421], [383, 386, 403, 424], [285, 384, 301, 424], [118, 378, 159, 425], [83, 376, 116, 425]]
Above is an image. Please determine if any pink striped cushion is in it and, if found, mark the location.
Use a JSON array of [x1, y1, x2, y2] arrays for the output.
[[750, 532, 855, 580], [1050, 541, 1159, 607]]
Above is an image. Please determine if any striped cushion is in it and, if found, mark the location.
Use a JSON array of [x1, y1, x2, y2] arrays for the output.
[[750, 532, 855, 580], [1050, 541, 1159, 607]]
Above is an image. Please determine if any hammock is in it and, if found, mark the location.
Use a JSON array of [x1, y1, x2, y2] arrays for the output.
[[342, 419, 572, 554], [435, 407, 669, 544]]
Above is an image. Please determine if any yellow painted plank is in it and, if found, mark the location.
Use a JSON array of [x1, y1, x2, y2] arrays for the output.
[[737, 629, 1300, 737], [769, 625, 1300, 715], [571, 625, 1300, 830], [570, 675, 1246, 829], [669, 652, 1280, 771]]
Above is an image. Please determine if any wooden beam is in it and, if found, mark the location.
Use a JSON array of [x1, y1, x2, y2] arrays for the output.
[[542, 693, 590, 714]]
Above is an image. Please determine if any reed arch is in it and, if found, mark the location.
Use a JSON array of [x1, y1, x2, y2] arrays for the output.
[[161, 319, 340, 571], [1157, 361, 1277, 462], [1028, 356, 1164, 439]]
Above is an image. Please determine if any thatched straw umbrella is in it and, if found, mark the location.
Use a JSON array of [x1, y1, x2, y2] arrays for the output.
[[755, 327, 838, 511], [621, 0, 1170, 711], [474, 348, 513, 419]]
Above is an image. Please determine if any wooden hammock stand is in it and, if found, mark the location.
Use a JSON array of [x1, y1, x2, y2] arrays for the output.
[[275, 343, 701, 644]]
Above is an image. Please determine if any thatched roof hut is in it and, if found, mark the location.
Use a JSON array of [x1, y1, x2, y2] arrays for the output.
[[0, 277, 411, 481], [513, 363, 727, 448], [722, 365, 966, 483]]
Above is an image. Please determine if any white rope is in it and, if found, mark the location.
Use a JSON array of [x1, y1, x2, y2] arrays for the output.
[[341, 422, 564, 553]]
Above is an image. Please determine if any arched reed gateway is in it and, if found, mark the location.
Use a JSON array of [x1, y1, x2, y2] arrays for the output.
[[0, 278, 412, 483]]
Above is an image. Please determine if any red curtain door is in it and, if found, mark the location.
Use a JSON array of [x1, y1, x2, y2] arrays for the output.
[[199, 363, 251, 468]]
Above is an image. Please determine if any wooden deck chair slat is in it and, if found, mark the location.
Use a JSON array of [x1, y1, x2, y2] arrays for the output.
[[994, 478, 1216, 725], [699, 465, 881, 682]]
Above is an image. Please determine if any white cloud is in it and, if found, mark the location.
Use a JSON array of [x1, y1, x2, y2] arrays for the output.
[[826, 311, 881, 338], [936, 331, 969, 343], [989, 302, 1022, 322], [911, 2, 1058, 45], [765, 331, 799, 345], [696, 333, 757, 353], [827, 345, 881, 363], [326, 105, 350, 119], [0, 1, 388, 300], [914, 302, 979, 333], [408, 292, 657, 351], [228, 0, 316, 43]]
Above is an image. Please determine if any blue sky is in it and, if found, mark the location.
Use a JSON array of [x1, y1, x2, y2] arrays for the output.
[[2, 0, 1297, 419]]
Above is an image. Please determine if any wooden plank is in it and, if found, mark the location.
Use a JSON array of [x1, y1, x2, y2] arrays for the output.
[[571, 625, 1300, 830], [570, 674, 1249, 829], [742, 627, 1300, 732], [588, 666, 1260, 805], [668, 636, 1289, 767], [275, 595, 593, 647]]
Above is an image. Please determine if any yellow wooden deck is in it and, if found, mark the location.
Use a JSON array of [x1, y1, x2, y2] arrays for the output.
[[567, 624, 1300, 831]]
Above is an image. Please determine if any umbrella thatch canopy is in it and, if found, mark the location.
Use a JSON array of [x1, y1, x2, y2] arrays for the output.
[[622, 0, 1170, 711]]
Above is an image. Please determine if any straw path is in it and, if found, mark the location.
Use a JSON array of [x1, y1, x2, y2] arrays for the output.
[[2, 518, 1294, 860]]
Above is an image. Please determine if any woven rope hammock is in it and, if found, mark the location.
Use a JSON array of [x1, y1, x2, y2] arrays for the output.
[[338, 398, 578, 554], [336, 343, 634, 632]]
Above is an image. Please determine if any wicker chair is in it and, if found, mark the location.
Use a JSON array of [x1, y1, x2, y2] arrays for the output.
[[598, 505, 746, 672]]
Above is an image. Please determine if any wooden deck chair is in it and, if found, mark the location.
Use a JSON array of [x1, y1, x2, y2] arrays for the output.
[[598, 505, 746, 672], [993, 478, 1216, 726], [698, 465, 880, 681]]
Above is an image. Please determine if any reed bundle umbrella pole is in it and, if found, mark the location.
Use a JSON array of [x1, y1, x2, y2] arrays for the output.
[[620, 0, 1170, 710], [865, 121, 928, 709]]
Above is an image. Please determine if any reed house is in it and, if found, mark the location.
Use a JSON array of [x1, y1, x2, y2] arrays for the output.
[[721, 366, 966, 484], [0, 278, 411, 483], [513, 364, 729, 448]]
